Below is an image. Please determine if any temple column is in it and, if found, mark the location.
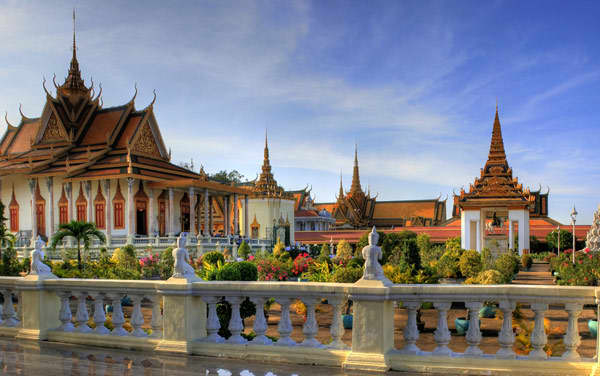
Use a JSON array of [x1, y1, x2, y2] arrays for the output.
[[65, 182, 73, 222], [188, 188, 196, 237], [224, 196, 230, 237], [148, 188, 155, 237], [476, 219, 481, 252], [508, 221, 513, 251], [244, 195, 249, 239], [168, 188, 175, 237], [208, 197, 213, 236], [84, 181, 92, 225], [104, 180, 112, 244], [28, 179, 37, 246], [127, 178, 135, 241], [46, 177, 54, 235], [203, 189, 209, 237], [233, 193, 239, 236]]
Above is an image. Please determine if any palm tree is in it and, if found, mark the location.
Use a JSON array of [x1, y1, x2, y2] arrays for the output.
[[0, 202, 15, 261], [51, 220, 106, 270]]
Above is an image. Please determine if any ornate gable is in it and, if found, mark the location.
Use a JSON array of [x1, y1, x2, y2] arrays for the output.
[[131, 121, 162, 159], [39, 109, 68, 144]]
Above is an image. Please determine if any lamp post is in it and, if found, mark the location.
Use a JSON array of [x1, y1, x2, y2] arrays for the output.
[[557, 225, 560, 255], [570, 205, 578, 264]]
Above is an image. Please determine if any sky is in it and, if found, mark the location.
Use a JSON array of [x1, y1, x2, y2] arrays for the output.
[[0, 0, 599, 224]]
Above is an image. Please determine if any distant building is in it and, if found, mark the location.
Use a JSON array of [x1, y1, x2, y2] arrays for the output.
[[291, 189, 335, 232]]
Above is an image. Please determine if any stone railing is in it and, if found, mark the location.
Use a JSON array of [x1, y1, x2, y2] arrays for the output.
[[1, 274, 598, 374]]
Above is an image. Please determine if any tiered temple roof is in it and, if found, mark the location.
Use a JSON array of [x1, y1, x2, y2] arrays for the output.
[[456, 107, 534, 210], [250, 132, 292, 199]]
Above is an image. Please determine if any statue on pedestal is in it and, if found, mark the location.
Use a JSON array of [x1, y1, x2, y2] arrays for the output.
[[359, 227, 391, 285], [29, 236, 54, 277], [171, 233, 199, 281], [586, 204, 600, 252]]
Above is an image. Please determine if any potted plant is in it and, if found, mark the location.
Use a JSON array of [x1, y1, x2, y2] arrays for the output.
[[589, 319, 598, 338], [342, 300, 353, 329]]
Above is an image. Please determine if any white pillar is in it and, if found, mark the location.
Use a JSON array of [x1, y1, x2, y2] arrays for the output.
[[508, 221, 513, 251], [46, 177, 54, 235], [28, 179, 37, 245], [84, 181, 92, 224], [476, 219, 481, 252], [208, 196, 213, 236], [168, 188, 174, 237], [104, 180, 111, 243], [203, 189, 209, 237], [148, 188, 155, 237], [233, 193, 239, 236], [224, 196, 230, 237], [244, 195, 249, 239], [188, 188, 196, 237], [127, 178, 135, 240]]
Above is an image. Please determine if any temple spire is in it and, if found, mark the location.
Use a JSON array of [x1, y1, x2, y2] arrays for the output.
[[349, 144, 363, 195], [487, 105, 508, 166], [60, 9, 87, 95], [337, 170, 344, 200]]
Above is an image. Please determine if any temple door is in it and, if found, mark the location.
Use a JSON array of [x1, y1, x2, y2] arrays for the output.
[[36, 202, 45, 237], [136, 199, 148, 235]]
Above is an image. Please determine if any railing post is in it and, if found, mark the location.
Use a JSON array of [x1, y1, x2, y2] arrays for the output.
[[562, 302, 582, 360], [496, 300, 516, 359], [398, 301, 420, 355], [530, 303, 549, 360], [156, 281, 206, 354], [433, 302, 452, 356], [464, 301, 483, 357], [17, 276, 61, 340]]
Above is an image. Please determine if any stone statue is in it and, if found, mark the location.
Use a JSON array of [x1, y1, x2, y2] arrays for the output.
[[586, 204, 600, 252], [171, 233, 199, 281], [360, 227, 391, 284], [30, 236, 52, 276]]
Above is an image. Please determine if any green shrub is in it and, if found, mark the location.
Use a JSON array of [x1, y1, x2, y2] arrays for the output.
[[459, 250, 482, 278], [436, 247, 464, 278], [420, 244, 445, 268], [332, 266, 362, 283], [159, 247, 174, 280], [111, 245, 137, 269], [347, 257, 364, 269], [320, 243, 330, 258], [480, 248, 494, 270], [356, 229, 385, 251], [546, 229, 573, 252], [494, 253, 518, 281], [387, 239, 420, 270], [238, 241, 251, 260], [444, 236, 462, 252], [521, 254, 533, 270], [465, 269, 504, 284], [381, 231, 417, 264], [203, 251, 225, 266], [335, 240, 353, 262]]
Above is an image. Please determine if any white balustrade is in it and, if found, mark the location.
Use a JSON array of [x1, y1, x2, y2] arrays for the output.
[[300, 298, 321, 347], [1, 289, 19, 327], [75, 292, 91, 333], [249, 296, 272, 345], [90, 292, 109, 335], [274, 297, 296, 346], [432, 302, 452, 356], [496, 300, 516, 359], [530, 303, 549, 360], [108, 293, 128, 336], [201, 296, 224, 343], [399, 301, 420, 355], [226, 296, 247, 344], [58, 291, 74, 332], [130, 295, 147, 337], [149, 295, 163, 338], [327, 297, 347, 350], [562, 303, 583, 360]]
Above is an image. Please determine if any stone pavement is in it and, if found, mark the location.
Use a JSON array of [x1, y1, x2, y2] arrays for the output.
[[511, 261, 555, 285]]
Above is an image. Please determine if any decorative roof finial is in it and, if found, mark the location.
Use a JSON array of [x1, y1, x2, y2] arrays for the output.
[[337, 169, 344, 200], [72, 8, 76, 60], [350, 144, 363, 196]]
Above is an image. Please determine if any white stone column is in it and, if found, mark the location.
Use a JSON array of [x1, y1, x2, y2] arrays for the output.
[[104, 180, 111, 244], [45, 177, 54, 235], [224, 196, 230, 237], [28, 179, 37, 245], [84, 181, 92, 224], [399, 301, 420, 355], [233, 193, 239, 236], [497, 300, 516, 359], [562, 303, 583, 360], [127, 178, 135, 241], [203, 189, 209, 237], [65, 182, 73, 222], [148, 188, 155, 237], [508, 220, 513, 251], [476, 220, 481, 252], [433, 302, 452, 356], [244, 195, 249, 239], [168, 188, 174, 237], [530, 303, 549, 360], [208, 197, 213, 236], [188, 188, 196, 237]]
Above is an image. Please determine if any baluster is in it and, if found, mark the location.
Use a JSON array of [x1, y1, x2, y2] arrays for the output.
[[201, 296, 224, 343], [108, 294, 128, 336], [149, 295, 163, 339], [0, 303, 4, 325], [530, 303, 549, 360], [300, 298, 321, 347], [226, 296, 247, 344], [93, 355, 107, 376], [90, 293, 109, 335], [1, 290, 18, 327], [496, 300, 516, 359], [274, 297, 296, 346], [562, 303, 583, 360], [464, 301, 483, 356], [130, 295, 147, 337], [432, 302, 452, 356], [399, 301, 420, 355], [16, 291, 23, 325], [327, 297, 348, 350], [249, 296, 272, 345], [58, 291, 75, 332], [75, 292, 91, 333]]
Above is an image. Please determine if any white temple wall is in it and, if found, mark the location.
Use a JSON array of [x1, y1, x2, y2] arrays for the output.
[[241, 198, 294, 243]]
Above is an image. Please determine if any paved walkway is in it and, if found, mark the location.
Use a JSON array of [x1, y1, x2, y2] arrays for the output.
[[511, 261, 555, 285]]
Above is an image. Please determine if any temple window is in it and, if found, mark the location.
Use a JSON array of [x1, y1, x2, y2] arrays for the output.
[[58, 185, 68, 224], [76, 183, 87, 221], [250, 215, 260, 239], [113, 180, 125, 229], [9, 186, 18, 232], [94, 182, 106, 229], [180, 192, 190, 232], [35, 182, 46, 236]]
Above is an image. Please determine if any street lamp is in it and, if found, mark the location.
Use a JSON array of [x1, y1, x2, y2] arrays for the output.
[[571, 205, 578, 264], [557, 225, 560, 255]]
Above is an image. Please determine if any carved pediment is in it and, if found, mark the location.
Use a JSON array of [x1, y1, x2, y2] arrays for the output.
[[131, 121, 161, 158], [40, 112, 68, 143]]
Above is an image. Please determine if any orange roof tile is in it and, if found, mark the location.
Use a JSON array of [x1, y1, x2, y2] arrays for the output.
[[7, 119, 41, 154], [81, 108, 126, 145], [116, 114, 143, 148], [372, 200, 437, 219]]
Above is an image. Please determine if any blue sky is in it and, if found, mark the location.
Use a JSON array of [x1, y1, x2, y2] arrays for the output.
[[1, 0, 599, 224]]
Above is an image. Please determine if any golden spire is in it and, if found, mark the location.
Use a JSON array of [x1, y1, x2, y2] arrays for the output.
[[262, 129, 271, 174], [337, 170, 344, 200], [487, 104, 508, 166], [59, 9, 88, 96], [252, 130, 289, 198], [349, 143, 363, 195]]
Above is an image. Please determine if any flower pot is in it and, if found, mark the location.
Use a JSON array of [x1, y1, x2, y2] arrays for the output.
[[479, 305, 496, 318], [455, 317, 469, 336], [342, 314, 353, 329], [588, 319, 598, 338]]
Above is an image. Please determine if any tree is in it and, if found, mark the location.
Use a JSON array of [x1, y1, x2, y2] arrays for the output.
[[546, 229, 573, 252], [51, 220, 106, 270], [0, 202, 15, 261], [209, 170, 245, 185], [381, 231, 417, 264], [356, 229, 385, 252]]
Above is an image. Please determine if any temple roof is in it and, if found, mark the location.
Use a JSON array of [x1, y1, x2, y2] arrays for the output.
[[457, 107, 533, 209], [251, 131, 292, 199]]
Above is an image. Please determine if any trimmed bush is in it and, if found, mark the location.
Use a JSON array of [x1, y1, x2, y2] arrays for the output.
[[480, 248, 494, 270], [335, 240, 353, 262], [210, 261, 258, 281], [494, 253, 519, 282], [159, 247, 174, 280], [436, 247, 464, 278], [111, 245, 137, 269], [238, 241, 251, 260], [320, 243, 330, 258], [459, 250, 482, 279], [381, 231, 417, 264], [332, 267, 362, 283], [388, 239, 420, 270], [521, 254, 533, 270], [465, 269, 504, 285], [203, 251, 225, 266]]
